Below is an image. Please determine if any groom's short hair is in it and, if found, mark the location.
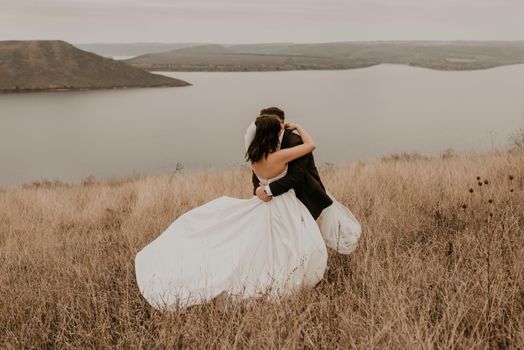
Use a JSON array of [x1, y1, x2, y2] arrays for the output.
[[260, 107, 285, 121]]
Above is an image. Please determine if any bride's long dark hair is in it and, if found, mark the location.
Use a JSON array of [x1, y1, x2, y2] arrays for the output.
[[245, 115, 281, 163]]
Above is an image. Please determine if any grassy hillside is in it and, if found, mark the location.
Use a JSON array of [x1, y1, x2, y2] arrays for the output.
[[0, 150, 523, 348], [127, 41, 524, 72], [0, 40, 190, 93]]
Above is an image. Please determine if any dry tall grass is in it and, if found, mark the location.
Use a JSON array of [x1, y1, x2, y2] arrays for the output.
[[1, 150, 523, 349]]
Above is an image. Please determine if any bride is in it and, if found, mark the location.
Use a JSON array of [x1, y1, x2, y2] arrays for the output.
[[135, 115, 329, 310]]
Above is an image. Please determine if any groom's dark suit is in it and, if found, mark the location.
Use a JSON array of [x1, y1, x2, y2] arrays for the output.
[[252, 129, 333, 220]]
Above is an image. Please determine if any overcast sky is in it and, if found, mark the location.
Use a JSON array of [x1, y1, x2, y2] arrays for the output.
[[1, 0, 523, 44]]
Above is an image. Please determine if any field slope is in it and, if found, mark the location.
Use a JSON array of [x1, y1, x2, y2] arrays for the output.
[[0, 150, 523, 348]]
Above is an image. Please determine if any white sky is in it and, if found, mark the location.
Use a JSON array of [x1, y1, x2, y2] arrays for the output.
[[1, 0, 523, 43]]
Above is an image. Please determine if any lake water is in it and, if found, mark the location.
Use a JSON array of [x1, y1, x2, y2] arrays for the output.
[[1, 64, 524, 187]]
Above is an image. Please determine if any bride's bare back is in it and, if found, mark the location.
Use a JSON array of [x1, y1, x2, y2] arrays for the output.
[[251, 152, 288, 180]]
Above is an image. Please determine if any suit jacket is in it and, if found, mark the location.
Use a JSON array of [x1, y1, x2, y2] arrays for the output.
[[252, 129, 333, 219]]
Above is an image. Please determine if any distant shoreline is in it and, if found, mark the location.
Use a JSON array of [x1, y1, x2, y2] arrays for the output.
[[6, 62, 524, 95], [4, 61, 524, 95], [0, 84, 191, 95], [141, 61, 524, 73]]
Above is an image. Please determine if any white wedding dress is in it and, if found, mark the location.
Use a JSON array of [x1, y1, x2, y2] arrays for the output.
[[135, 168, 330, 310], [318, 190, 361, 255]]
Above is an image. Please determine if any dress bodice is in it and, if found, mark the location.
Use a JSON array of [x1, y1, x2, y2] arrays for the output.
[[256, 166, 288, 186]]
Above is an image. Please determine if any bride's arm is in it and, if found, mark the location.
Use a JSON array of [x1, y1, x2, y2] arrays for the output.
[[273, 124, 316, 165]]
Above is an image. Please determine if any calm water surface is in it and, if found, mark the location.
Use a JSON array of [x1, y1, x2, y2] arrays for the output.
[[1, 64, 524, 187]]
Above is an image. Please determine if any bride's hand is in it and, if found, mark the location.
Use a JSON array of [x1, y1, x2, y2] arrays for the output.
[[285, 122, 299, 130]]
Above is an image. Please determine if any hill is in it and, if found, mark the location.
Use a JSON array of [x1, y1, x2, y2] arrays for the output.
[[0, 150, 523, 347], [76, 42, 207, 58], [0, 40, 190, 93], [126, 41, 524, 71]]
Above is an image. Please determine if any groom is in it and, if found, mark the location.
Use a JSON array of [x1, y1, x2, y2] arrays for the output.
[[248, 107, 333, 220]]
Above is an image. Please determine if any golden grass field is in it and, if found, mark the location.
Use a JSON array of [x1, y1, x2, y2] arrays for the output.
[[0, 150, 523, 349]]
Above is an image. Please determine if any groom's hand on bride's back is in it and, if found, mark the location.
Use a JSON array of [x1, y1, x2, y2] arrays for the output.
[[256, 185, 272, 202]]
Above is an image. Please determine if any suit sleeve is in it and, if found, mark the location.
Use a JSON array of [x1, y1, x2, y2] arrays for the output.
[[252, 171, 259, 195], [268, 156, 308, 197], [268, 133, 308, 197]]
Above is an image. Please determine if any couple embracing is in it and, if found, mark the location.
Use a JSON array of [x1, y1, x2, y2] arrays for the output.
[[135, 106, 361, 310]]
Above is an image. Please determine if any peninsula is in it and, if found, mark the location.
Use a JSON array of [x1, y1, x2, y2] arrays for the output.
[[123, 41, 524, 72]]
